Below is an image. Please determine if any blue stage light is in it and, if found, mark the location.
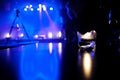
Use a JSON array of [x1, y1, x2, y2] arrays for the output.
[[37, 8, 40, 11], [30, 4, 32, 8], [42, 5, 46, 11], [5, 33, 11, 38], [50, 7, 53, 11], [57, 31, 62, 38], [31, 8, 34, 11], [19, 33, 24, 37], [26, 5, 29, 8], [34, 34, 39, 39], [37, 4, 42, 12], [39, 4, 42, 7], [48, 32, 52, 39], [24, 8, 27, 11]]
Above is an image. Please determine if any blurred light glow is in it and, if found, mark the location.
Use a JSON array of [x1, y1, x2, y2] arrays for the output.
[[49, 43, 53, 54], [115, 19, 118, 24], [16, 24, 19, 28], [30, 5, 32, 8], [37, 8, 40, 11], [20, 43, 59, 80], [57, 31, 62, 38], [82, 32, 92, 39], [35, 42, 39, 50], [7, 48, 10, 57], [39, 35, 46, 39], [20, 33, 24, 37], [81, 30, 96, 40], [109, 20, 111, 24], [83, 52, 92, 79], [31, 8, 34, 11], [42, 5, 46, 11], [5, 33, 10, 38], [24, 8, 27, 11], [39, 4, 42, 7], [48, 32, 52, 39], [50, 7, 53, 10], [58, 43, 62, 56], [37, 4, 42, 12], [108, 10, 112, 20], [90, 51, 95, 57], [34, 34, 39, 39], [26, 5, 29, 8]]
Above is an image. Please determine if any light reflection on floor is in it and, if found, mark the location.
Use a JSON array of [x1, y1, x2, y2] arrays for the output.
[[19, 42, 62, 80], [78, 46, 95, 80], [83, 51, 92, 79], [0, 41, 98, 80], [20, 42, 95, 80], [6, 48, 10, 57]]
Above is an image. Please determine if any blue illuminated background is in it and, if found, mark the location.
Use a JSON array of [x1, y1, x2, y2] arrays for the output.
[[0, 0, 63, 39]]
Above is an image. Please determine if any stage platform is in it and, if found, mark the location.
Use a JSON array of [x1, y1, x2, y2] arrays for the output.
[[0, 38, 65, 50]]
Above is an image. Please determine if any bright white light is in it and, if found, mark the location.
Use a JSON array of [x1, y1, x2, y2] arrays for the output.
[[37, 4, 42, 12], [16, 24, 19, 28], [42, 5, 46, 11], [50, 7, 53, 10], [48, 32, 52, 39], [30, 4, 32, 8], [81, 30, 96, 40], [24, 8, 27, 11], [37, 8, 40, 11], [109, 20, 111, 24], [34, 34, 39, 39], [58, 43, 62, 56], [49, 43, 53, 54], [20, 33, 24, 37], [26, 5, 29, 8], [36, 42, 39, 50], [31, 8, 34, 11], [82, 32, 91, 39], [57, 31, 62, 38], [39, 4, 42, 7], [5, 33, 10, 38], [37, 8, 41, 12], [37, 8, 42, 12], [83, 52, 92, 79]]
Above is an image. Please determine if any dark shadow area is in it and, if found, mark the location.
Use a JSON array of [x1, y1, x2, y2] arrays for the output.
[[60, 0, 120, 80], [0, 55, 18, 80]]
